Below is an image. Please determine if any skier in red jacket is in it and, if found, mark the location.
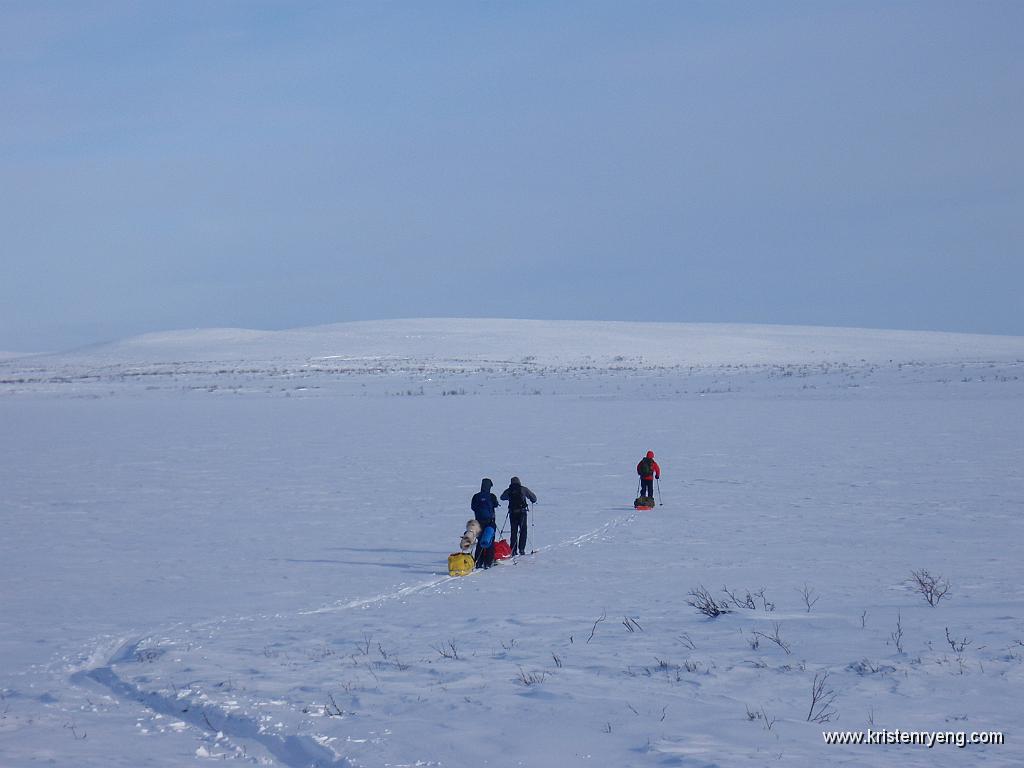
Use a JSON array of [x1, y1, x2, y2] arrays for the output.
[[637, 451, 661, 500]]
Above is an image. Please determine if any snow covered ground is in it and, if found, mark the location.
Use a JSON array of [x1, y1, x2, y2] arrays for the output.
[[1, 319, 1022, 767]]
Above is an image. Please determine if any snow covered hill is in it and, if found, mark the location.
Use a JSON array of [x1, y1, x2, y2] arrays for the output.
[[22, 318, 1024, 366], [1, 320, 1022, 767], [3, 318, 1023, 400]]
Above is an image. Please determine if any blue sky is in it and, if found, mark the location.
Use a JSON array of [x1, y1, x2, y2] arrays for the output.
[[2, 1, 1021, 351]]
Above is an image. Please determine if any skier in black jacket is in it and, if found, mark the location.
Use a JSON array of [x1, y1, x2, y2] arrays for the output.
[[471, 478, 500, 568], [500, 476, 537, 556]]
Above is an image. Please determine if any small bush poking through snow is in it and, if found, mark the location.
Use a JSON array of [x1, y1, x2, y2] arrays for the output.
[[910, 569, 951, 607], [687, 586, 733, 617], [517, 667, 549, 686]]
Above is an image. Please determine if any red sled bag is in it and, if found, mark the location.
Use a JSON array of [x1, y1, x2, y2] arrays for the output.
[[493, 539, 512, 560]]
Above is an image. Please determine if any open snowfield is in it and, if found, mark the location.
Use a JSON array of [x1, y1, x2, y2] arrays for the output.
[[1, 319, 1023, 767]]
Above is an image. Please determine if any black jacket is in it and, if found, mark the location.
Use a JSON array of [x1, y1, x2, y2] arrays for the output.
[[500, 477, 537, 512]]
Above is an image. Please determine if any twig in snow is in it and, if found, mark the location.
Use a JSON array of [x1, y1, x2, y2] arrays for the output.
[[807, 671, 838, 723], [752, 622, 791, 655], [622, 616, 643, 633], [587, 611, 607, 643], [431, 639, 459, 659], [890, 613, 904, 654], [516, 667, 549, 686], [797, 583, 820, 612], [63, 722, 87, 740]]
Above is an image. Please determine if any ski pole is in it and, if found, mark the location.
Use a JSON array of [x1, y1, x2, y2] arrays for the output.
[[499, 509, 509, 537], [656, 477, 663, 506]]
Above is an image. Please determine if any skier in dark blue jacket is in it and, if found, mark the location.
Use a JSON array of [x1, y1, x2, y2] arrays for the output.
[[471, 478, 500, 568]]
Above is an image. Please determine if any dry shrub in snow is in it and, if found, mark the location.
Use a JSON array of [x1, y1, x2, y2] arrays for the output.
[[910, 569, 951, 607], [686, 586, 733, 617]]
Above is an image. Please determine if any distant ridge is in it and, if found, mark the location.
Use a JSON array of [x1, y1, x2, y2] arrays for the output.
[[23, 318, 1024, 368]]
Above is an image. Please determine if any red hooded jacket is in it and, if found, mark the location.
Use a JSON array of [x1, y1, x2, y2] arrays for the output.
[[637, 452, 661, 480]]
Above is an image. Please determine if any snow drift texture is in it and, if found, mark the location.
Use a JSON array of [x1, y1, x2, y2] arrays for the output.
[[1, 319, 1022, 767]]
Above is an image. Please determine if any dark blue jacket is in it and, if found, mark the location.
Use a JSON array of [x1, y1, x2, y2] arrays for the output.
[[471, 478, 500, 524]]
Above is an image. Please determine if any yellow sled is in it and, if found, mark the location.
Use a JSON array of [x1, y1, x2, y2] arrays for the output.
[[448, 552, 475, 577]]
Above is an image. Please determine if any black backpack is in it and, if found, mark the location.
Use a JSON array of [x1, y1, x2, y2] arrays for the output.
[[638, 457, 653, 476], [508, 485, 526, 510]]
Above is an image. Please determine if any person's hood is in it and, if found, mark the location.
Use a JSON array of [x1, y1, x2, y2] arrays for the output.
[[646, 451, 655, 459], [510, 476, 521, 486], [480, 478, 493, 492]]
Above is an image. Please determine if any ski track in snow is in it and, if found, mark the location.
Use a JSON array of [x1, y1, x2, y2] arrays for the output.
[[70, 513, 638, 766], [72, 641, 352, 768], [300, 511, 634, 616]]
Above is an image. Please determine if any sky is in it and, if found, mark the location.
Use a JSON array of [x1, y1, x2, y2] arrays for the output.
[[1, 1, 1022, 352]]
